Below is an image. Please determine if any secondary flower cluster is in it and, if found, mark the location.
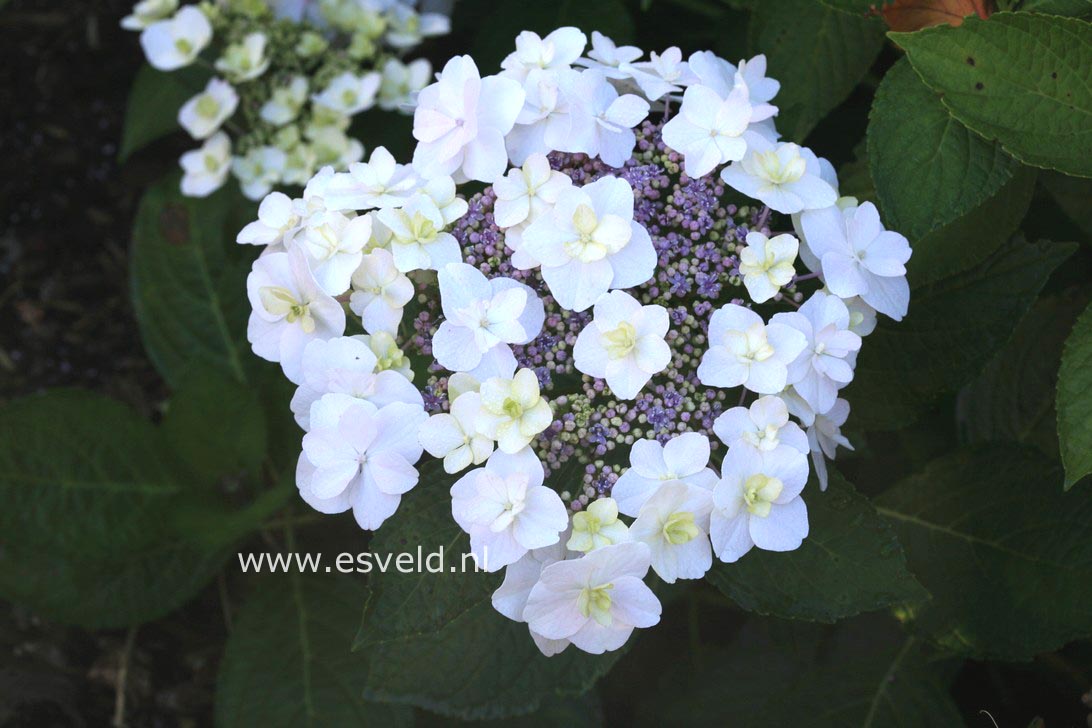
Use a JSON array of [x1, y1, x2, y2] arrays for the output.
[[239, 28, 912, 656], [122, 0, 448, 198]]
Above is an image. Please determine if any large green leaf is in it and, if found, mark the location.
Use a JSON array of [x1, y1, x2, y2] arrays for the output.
[[119, 63, 210, 162], [846, 238, 1075, 430], [1057, 300, 1092, 489], [749, 0, 885, 141], [130, 175, 256, 388], [639, 614, 962, 727], [868, 57, 1015, 242], [707, 471, 927, 622], [1015, 0, 1092, 17], [876, 446, 1092, 659], [1041, 171, 1092, 239], [215, 573, 413, 728], [354, 468, 626, 720], [0, 390, 273, 628], [892, 13, 1092, 178]]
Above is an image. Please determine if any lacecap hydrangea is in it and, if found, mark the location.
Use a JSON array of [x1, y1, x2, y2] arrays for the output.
[[238, 28, 912, 656], [122, 0, 448, 198]]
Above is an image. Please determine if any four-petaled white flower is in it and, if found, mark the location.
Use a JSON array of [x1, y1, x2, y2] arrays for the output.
[[419, 391, 494, 474], [564, 70, 650, 168], [662, 84, 755, 178], [376, 192, 462, 272], [314, 71, 381, 116], [697, 303, 807, 394], [297, 397, 426, 530], [324, 146, 421, 211], [710, 445, 809, 563], [524, 542, 661, 655], [773, 291, 862, 414], [237, 192, 301, 247], [140, 6, 211, 71], [433, 263, 545, 372], [630, 482, 714, 583], [349, 249, 414, 335], [738, 231, 798, 304], [247, 247, 346, 384], [505, 68, 578, 166], [491, 533, 571, 654], [720, 140, 838, 214], [494, 154, 573, 270], [622, 46, 698, 101], [296, 211, 373, 295], [713, 395, 808, 454], [478, 368, 553, 453], [575, 31, 642, 79], [260, 75, 308, 125], [522, 175, 656, 311], [612, 433, 718, 517], [568, 497, 631, 552], [451, 447, 569, 571], [573, 290, 671, 400], [412, 55, 525, 183], [215, 32, 270, 82], [500, 27, 587, 83], [799, 201, 912, 321], [121, 0, 177, 30], [180, 131, 231, 197], [178, 78, 238, 140]]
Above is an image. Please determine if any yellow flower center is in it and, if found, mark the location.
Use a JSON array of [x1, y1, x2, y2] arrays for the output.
[[662, 511, 700, 545], [743, 474, 783, 517], [578, 583, 614, 626], [602, 321, 637, 359], [259, 286, 315, 333]]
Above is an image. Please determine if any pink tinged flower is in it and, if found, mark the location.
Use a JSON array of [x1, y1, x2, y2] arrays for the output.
[[411, 55, 525, 183], [611, 432, 718, 517], [798, 201, 912, 321], [562, 71, 650, 168], [523, 542, 661, 655], [697, 304, 807, 394], [630, 482, 714, 583], [246, 247, 346, 384], [349, 249, 414, 335], [710, 445, 810, 563], [713, 395, 809, 454], [573, 290, 671, 400], [719, 139, 838, 215], [450, 447, 569, 571], [296, 398, 427, 531], [662, 83, 754, 178], [773, 291, 862, 414]]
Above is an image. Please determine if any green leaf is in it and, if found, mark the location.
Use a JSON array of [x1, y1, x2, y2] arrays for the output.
[[354, 467, 626, 720], [837, 139, 876, 203], [1057, 300, 1092, 489], [130, 175, 256, 388], [639, 614, 963, 726], [868, 57, 1016, 241], [163, 365, 267, 483], [0, 390, 252, 627], [119, 63, 210, 162], [892, 13, 1092, 178], [216, 573, 413, 728], [876, 446, 1092, 659], [1015, 0, 1092, 16], [749, 0, 885, 140], [1041, 171, 1092, 239], [707, 471, 927, 622], [846, 238, 1075, 430], [817, 0, 878, 13]]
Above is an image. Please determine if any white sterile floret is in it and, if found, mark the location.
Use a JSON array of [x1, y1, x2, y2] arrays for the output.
[[314, 71, 382, 116], [524, 542, 661, 655], [384, 4, 449, 48], [799, 201, 912, 321], [686, 50, 736, 96], [121, 0, 177, 30], [433, 263, 545, 372], [308, 124, 364, 170], [419, 391, 493, 474], [233, 145, 288, 201], [139, 6, 211, 70], [710, 444, 809, 563], [451, 447, 569, 571], [349, 249, 414, 335], [494, 154, 573, 269], [662, 84, 754, 179], [419, 174, 469, 226], [178, 78, 238, 140], [521, 175, 656, 312], [621, 46, 698, 101], [845, 296, 878, 337], [575, 31, 642, 79], [720, 140, 838, 214], [378, 58, 432, 112], [375, 192, 462, 272], [297, 398, 426, 530], [568, 497, 630, 552], [738, 232, 798, 304], [359, 331, 413, 380], [491, 532, 569, 622], [630, 482, 714, 583], [808, 398, 853, 491], [500, 27, 587, 83], [179, 131, 231, 197], [773, 291, 862, 414], [735, 54, 780, 104], [564, 70, 649, 168], [573, 290, 671, 400], [237, 192, 301, 247], [247, 247, 346, 384], [697, 303, 807, 394], [290, 336, 423, 430], [505, 68, 578, 169], [412, 55, 525, 183], [260, 76, 309, 126], [296, 211, 373, 295], [478, 368, 553, 453], [611, 432, 718, 517], [215, 32, 270, 82], [323, 146, 421, 211], [713, 395, 808, 455]]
